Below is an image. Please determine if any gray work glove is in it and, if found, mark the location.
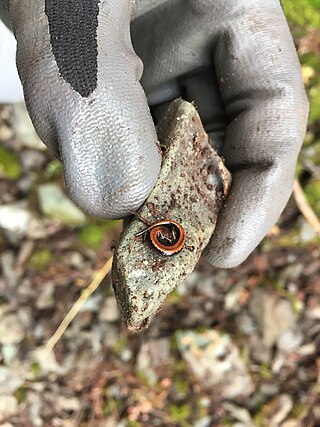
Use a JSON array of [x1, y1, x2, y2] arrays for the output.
[[1, 0, 309, 268]]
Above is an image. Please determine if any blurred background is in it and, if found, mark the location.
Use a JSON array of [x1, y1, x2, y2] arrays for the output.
[[0, 1, 319, 426]]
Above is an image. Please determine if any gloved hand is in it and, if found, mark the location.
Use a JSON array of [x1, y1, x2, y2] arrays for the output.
[[1, 0, 309, 268]]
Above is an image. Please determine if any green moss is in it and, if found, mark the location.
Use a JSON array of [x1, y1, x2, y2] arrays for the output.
[[304, 180, 320, 215], [291, 402, 308, 417], [282, 0, 320, 29], [276, 230, 302, 248], [15, 386, 26, 403], [166, 289, 182, 304], [301, 53, 320, 75], [29, 248, 53, 270], [79, 220, 118, 248], [112, 336, 128, 356], [31, 362, 42, 377], [172, 357, 188, 375], [221, 416, 234, 426], [135, 369, 157, 387], [169, 403, 192, 426], [291, 296, 304, 314], [309, 84, 320, 126], [103, 396, 121, 418], [44, 159, 63, 180], [259, 363, 273, 381], [174, 376, 190, 396], [127, 421, 142, 427], [253, 410, 266, 427], [303, 131, 316, 147], [0, 146, 22, 179]]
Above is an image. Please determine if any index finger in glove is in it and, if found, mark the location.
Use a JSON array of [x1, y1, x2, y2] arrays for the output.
[[204, 0, 309, 267], [8, 0, 161, 219]]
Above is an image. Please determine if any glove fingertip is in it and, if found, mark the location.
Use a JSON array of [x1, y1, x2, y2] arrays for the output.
[[205, 236, 253, 269]]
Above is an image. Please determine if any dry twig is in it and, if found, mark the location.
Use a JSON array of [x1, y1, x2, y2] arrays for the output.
[[45, 255, 114, 352], [293, 178, 320, 234]]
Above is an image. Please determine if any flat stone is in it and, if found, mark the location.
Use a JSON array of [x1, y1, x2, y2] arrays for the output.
[[176, 329, 254, 399], [36, 282, 55, 309], [277, 328, 303, 352], [12, 102, 46, 150], [223, 403, 253, 425], [20, 149, 46, 171], [0, 201, 32, 240], [100, 297, 120, 322], [250, 288, 297, 348], [0, 365, 25, 395], [136, 338, 171, 371], [1, 344, 19, 365], [266, 394, 293, 426], [0, 313, 25, 345], [38, 183, 86, 225], [112, 100, 231, 331], [0, 396, 18, 418]]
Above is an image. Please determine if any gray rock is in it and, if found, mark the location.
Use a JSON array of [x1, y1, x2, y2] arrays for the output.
[[250, 289, 297, 348], [225, 281, 248, 313], [194, 416, 212, 427], [121, 348, 133, 363], [0, 123, 14, 140], [246, 382, 280, 412], [281, 421, 300, 427], [0, 396, 18, 418], [306, 306, 320, 320], [0, 201, 33, 241], [136, 338, 171, 371], [80, 293, 102, 313], [101, 325, 119, 349], [297, 342, 316, 357], [176, 329, 254, 399], [223, 403, 253, 425], [277, 329, 303, 352], [20, 149, 46, 172], [268, 394, 293, 426], [0, 365, 25, 395], [65, 251, 84, 269], [237, 313, 257, 336], [100, 297, 120, 322], [25, 391, 42, 427], [17, 175, 36, 194], [38, 183, 86, 225], [1, 343, 19, 364], [0, 313, 25, 344], [56, 395, 80, 412], [1, 251, 19, 287], [12, 102, 46, 150], [27, 217, 62, 240], [300, 219, 318, 243], [112, 100, 231, 331], [36, 283, 55, 309], [32, 347, 65, 375]]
